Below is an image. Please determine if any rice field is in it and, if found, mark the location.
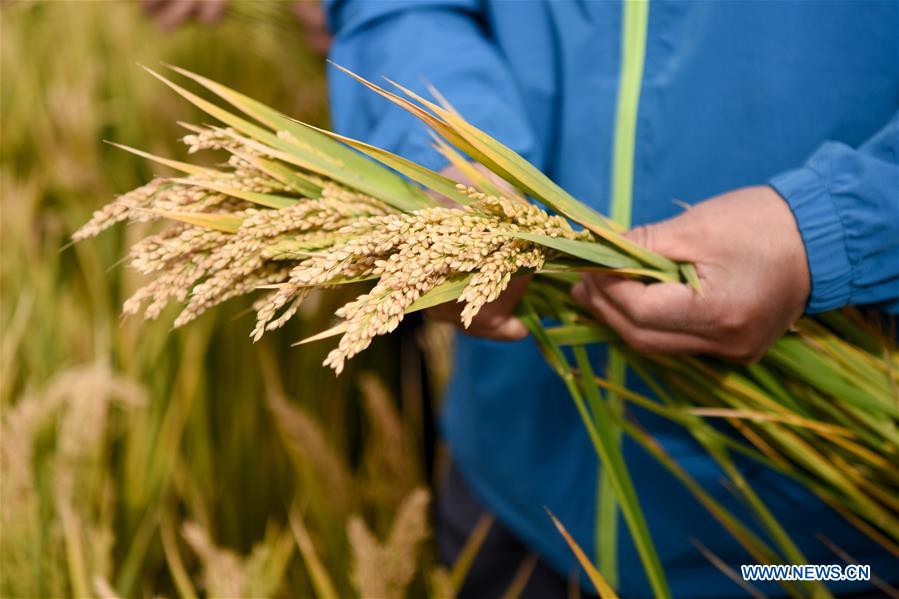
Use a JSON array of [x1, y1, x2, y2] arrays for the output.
[[0, 3, 453, 597], [74, 39, 899, 591], [5, 3, 898, 599]]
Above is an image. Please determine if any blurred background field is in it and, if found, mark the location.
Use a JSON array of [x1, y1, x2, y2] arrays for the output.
[[0, 2, 455, 597]]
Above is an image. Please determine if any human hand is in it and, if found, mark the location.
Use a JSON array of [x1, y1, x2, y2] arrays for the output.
[[572, 186, 810, 363], [139, 0, 226, 31], [292, 1, 331, 56], [427, 275, 530, 341], [139, 0, 332, 57], [424, 165, 530, 341]]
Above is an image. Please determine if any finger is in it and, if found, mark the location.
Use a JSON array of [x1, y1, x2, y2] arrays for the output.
[[625, 220, 699, 263], [425, 302, 527, 340], [585, 274, 715, 335], [574, 282, 756, 359], [467, 314, 528, 341], [155, 0, 197, 30], [293, 1, 331, 55], [476, 275, 531, 319], [306, 30, 332, 56], [140, 0, 168, 14], [466, 277, 531, 340], [293, 1, 326, 27], [573, 285, 719, 354], [197, 0, 227, 23], [425, 276, 531, 341]]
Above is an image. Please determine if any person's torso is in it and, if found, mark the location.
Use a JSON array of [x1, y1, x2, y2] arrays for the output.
[[443, 2, 899, 597]]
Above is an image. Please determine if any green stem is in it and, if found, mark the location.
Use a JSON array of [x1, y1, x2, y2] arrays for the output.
[[520, 299, 671, 599], [603, 0, 651, 581]]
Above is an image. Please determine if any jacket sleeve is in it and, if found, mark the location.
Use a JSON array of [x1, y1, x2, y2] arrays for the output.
[[770, 111, 899, 314], [324, 0, 540, 172]]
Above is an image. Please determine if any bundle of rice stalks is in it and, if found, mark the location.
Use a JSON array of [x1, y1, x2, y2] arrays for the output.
[[528, 285, 898, 597], [76, 66, 898, 598], [73, 65, 690, 357]]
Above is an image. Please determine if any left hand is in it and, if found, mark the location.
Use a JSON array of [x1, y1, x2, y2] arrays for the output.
[[139, 0, 226, 31], [424, 164, 530, 341], [572, 186, 810, 363]]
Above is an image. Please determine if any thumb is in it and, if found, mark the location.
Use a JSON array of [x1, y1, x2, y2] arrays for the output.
[[624, 216, 696, 263]]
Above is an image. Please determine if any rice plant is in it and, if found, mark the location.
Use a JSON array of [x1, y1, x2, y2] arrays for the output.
[[74, 65, 899, 598], [2, 2, 459, 597]]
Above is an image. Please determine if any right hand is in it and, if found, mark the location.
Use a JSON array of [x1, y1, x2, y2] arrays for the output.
[[424, 165, 530, 341]]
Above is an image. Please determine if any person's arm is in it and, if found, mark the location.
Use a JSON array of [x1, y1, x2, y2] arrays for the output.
[[326, 0, 540, 171], [770, 112, 899, 314], [573, 112, 899, 362]]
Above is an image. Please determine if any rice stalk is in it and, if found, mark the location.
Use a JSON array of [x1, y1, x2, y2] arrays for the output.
[[448, 513, 494, 593], [2, 3, 422, 598], [182, 522, 247, 598], [75, 66, 899, 595], [348, 488, 431, 599], [0, 366, 145, 598], [359, 373, 416, 499], [428, 568, 456, 599], [289, 509, 340, 599], [265, 380, 355, 509]]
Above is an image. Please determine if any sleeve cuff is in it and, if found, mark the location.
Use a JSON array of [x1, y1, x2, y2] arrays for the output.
[[769, 163, 853, 313]]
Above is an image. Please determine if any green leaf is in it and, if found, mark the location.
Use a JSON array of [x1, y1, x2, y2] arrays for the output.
[[143, 67, 419, 208], [300, 124, 468, 208], [685, 407, 855, 437], [294, 275, 473, 346], [545, 323, 616, 346], [519, 299, 671, 599], [680, 263, 703, 294], [333, 65, 685, 275], [289, 510, 339, 599], [157, 210, 242, 232], [105, 141, 217, 177], [538, 261, 666, 281], [450, 514, 494, 592], [167, 64, 424, 204], [507, 232, 638, 268], [770, 336, 899, 420], [430, 133, 508, 199], [170, 178, 297, 209], [234, 151, 323, 198], [504, 232, 678, 279]]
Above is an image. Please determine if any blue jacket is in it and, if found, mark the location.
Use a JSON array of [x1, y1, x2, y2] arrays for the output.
[[325, 1, 899, 596]]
